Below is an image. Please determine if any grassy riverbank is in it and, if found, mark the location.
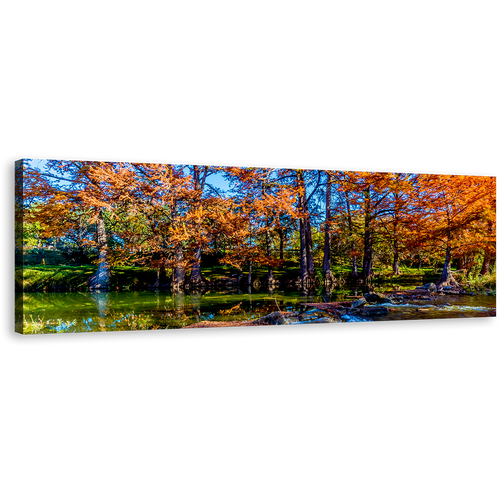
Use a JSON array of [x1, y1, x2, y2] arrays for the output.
[[15, 263, 452, 292], [16, 265, 157, 292], [15, 264, 297, 291]]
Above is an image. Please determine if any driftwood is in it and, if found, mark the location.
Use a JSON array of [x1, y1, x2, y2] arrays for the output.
[[302, 301, 354, 310], [183, 311, 299, 329]]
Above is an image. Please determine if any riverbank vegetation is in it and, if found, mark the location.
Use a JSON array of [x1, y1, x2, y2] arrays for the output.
[[16, 261, 448, 292], [16, 160, 496, 293]]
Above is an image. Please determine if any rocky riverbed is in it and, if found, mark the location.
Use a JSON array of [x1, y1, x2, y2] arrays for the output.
[[183, 284, 496, 328]]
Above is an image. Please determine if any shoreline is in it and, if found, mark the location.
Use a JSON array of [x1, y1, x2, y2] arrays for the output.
[[16, 264, 455, 293]]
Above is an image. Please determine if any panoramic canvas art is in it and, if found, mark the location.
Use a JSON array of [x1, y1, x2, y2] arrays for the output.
[[15, 159, 496, 334]]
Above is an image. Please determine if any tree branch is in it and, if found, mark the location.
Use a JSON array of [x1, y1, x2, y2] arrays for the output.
[[306, 170, 321, 204], [38, 172, 88, 184]]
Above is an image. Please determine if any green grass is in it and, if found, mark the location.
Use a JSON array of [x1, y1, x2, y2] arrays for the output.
[[17, 262, 445, 292], [17, 265, 96, 291], [457, 268, 496, 293], [16, 265, 157, 291]]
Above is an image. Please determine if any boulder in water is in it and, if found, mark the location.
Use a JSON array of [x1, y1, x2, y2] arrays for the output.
[[364, 292, 392, 304], [356, 306, 389, 317], [352, 297, 367, 308], [250, 311, 285, 326]]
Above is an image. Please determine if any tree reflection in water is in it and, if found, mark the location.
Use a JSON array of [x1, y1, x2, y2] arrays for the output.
[[190, 292, 202, 319], [90, 291, 109, 331], [18, 287, 497, 334]]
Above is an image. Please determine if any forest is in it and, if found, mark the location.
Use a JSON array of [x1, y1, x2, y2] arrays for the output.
[[16, 160, 496, 294]]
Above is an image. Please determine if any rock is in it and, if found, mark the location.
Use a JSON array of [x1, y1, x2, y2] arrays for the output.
[[355, 306, 389, 317], [250, 311, 285, 326], [311, 317, 337, 323], [295, 316, 339, 324], [364, 292, 392, 304], [298, 309, 331, 321], [416, 283, 436, 293], [249, 311, 299, 325], [352, 297, 367, 308]]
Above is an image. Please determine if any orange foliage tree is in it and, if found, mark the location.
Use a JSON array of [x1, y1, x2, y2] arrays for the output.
[[22, 159, 126, 289], [411, 174, 496, 287], [222, 166, 299, 286], [19, 159, 496, 292]]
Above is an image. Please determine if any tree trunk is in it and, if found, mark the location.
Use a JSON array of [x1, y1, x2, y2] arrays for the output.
[[172, 244, 185, 290], [361, 228, 373, 281], [297, 171, 308, 282], [170, 196, 185, 290], [264, 227, 275, 285], [480, 251, 491, 275], [188, 247, 204, 287], [392, 247, 400, 275], [361, 190, 373, 282], [299, 218, 308, 282], [465, 254, 475, 277], [89, 210, 110, 290], [345, 191, 358, 279], [296, 170, 314, 283], [188, 165, 209, 287], [437, 245, 459, 288], [154, 259, 167, 288], [246, 261, 253, 286], [322, 171, 333, 282], [305, 219, 314, 276], [392, 217, 400, 274], [351, 252, 359, 279], [278, 227, 284, 260]]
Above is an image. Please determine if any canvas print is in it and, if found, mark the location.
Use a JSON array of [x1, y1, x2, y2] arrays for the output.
[[15, 159, 496, 334]]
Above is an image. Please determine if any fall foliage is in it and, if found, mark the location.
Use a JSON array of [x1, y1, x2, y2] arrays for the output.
[[16, 159, 496, 291]]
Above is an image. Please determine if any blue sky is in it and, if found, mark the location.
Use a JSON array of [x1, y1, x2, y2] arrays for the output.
[[25, 158, 229, 190]]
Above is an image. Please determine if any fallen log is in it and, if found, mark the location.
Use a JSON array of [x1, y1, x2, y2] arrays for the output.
[[384, 289, 429, 296], [302, 301, 354, 310], [183, 320, 253, 329], [183, 311, 299, 329]]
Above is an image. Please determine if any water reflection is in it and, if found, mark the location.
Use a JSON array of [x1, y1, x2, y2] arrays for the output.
[[89, 292, 108, 331], [190, 292, 201, 315], [17, 286, 496, 334], [90, 291, 108, 316]]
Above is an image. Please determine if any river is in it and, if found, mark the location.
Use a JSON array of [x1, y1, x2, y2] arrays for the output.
[[16, 287, 496, 334]]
